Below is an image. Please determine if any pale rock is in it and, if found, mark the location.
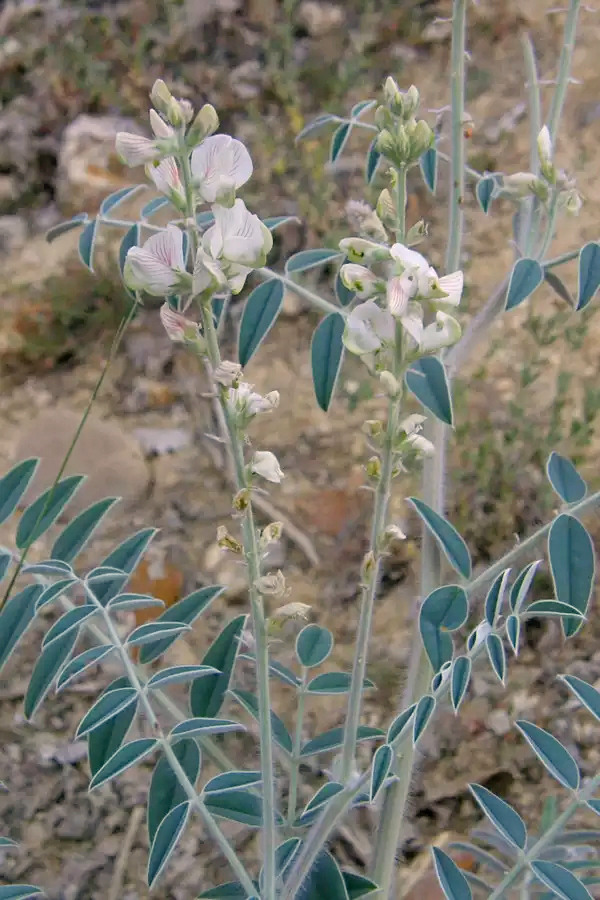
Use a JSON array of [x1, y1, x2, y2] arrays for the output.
[[14, 406, 150, 518], [0, 215, 27, 256], [488, 708, 511, 736], [298, 1, 343, 35], [0, 175, 17, 207], [56, 114, 143, 215]]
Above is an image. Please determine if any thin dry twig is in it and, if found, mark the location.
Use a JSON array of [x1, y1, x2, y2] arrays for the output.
[[107, 805, 144, 900]]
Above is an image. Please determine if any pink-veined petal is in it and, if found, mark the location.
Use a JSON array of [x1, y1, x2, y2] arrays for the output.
[[144, 225, 185, 270], [125, 248, 178, 295], [115, 133, 159, 166], [147, 157, 182, 196], [390, 243, 429, 273], [387, 275, 410, 317], [437, 271, 464, 307], [149, 109, 174, 139]]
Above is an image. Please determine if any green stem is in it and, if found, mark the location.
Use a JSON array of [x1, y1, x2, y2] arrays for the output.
[[445, 0, 467, 275], [544, 248, 580, 269], [395, 166, 407, 241], [287, 667, 308, 826], [89, 586, 255, 896], [256, 267, 343, 317], [0, 302, 137, 611], [521, 33, 542, 257], [536, 187, 561, 261], [488, 775, 600, 899], [547, 0, 582, 141], [178, 146, 277, 899]]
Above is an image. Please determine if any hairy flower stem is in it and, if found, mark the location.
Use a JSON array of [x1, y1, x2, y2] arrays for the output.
[[0, 302, 137, 612], [340, 168, 408, 784], [178, 147, 277, 899], [90, 590, 256, 896], [372, 3, 467, 895]]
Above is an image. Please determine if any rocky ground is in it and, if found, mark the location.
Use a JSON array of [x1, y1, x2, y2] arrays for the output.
[[0, 0, 600, 897]]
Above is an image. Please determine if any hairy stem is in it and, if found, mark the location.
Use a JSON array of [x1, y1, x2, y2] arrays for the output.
[[287, 667, 308, 826], [257, 266, 342, 317], [521, 32, 542, 257], [547, 0, 582, 141]]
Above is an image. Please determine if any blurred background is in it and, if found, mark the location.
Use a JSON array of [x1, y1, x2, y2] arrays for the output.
[[0, 1, 600, 897]]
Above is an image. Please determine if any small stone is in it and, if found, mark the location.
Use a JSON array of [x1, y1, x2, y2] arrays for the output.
[[0, 174, 17, 207], [14, 406, 150, 517], [488, 708, 511, 736], [298, 1, 343, 35]]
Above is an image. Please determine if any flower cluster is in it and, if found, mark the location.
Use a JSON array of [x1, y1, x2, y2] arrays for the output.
[[116, 80, 273, 306], [374, 79, 434, 170], [502, 125, 582, 214], [340, 237, 463, 362]]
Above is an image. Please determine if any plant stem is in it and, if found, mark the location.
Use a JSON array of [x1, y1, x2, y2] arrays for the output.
[[521, 33, 542, 257], [544, 247, 580, 269], [287, 667, 308, 826], [256, 267, 343, 317], [178, 147, 277, 899], [488, 775, 600, 899], [89, 587, 256, 896], [0, 302, 137, 612], [372, 4, 467, 894], [395, 166, 407, 241], [547, 0, 582, 141]]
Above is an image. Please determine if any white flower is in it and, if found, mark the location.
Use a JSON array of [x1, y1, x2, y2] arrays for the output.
[[343, 300, 395, 356], [227, 383, 279, 418], [251, 450, 284, 483], [405, 433, 435, 456], [204, 199, 273, 268], [386, 273, 414, 316], [146, 156, 185, 206], [255, 570, 286, 596], [420, 311, 462, 353], [399, 301, 424, 346], [400, 413, 426, 435], [537, 125, 552, 166], [389, 242, 463, 308], [159, 303, 201, 343], [339, 237, 391, 265], [124, 225, 187, 296], [213, 360, 243, 387], [340, 264, 382, 299], [191, 134, 253, 204], [115, 132, 162, 167], [502, 172, 538, 197], [149, 109, 174, 139], [193, 247, 228, 295]]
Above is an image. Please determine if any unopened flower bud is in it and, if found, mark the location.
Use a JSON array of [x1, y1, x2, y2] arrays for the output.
[[380, 370, 400, 397], [233, 489, 251, 511], [255, 570, 286, 597], [376, 128, 396, 159], [178, 99, 194, 124], [366, 456, 381, 479], [376, 189, 396, 228], [400, 413, 426, 435], [261, 522, 284, 545], [271, 601, 310, 623], [410, 119, 434, 158], [150, 79, 174, 117], [384, 76, 404, 115], [537, 125, 552, 167], [339, 237, 391, 265], [214, 360, 243, 387], [251, 450, 284, 484], [361, 550, 376, 582], [363, 419, 384, 438], [502, 172, 537, 197], [217, 525, 243, 553], [405, 433, 435, 457], [188, 103, 220, 147], [406, 220, 428, 246], [562, 188, 582, 216], [384, 524, 407, 543], [374, 105, 394, 131], [403, 85, 420, 119]]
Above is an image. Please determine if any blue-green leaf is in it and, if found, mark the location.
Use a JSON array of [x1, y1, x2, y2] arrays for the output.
[[204, 790, 264, 828], [420, 147, 438, 193], [51, 497, 118, 563], [0, 887, 43, 900], [409, 498, 472, 578], [307, 672, 374, 695], [118, 223, 140, 284], [170, 718, 244, 739], [78, 219, 99, 271], [141, 196, 170, 218], [190, 615, 247, 718], [560, 674, 600, 721], [126, 621, 190, 647], [107, 593, 164, 613], [197, 884, 249, 899], [203, 771, 262, 795], [432, 846, 472, 900], [0, 458, 39, 525], [25, 629, 79, 719], [42, 605, 97, 646], [231, 688, 293, 754], [531, 860, 593, 900], [469, 784, 527, 850], [296, 113, 338, 142], [549, 514, 595, 637], [89, 738, 157, 790], [295, 782, 344, 826], [516, 720, 579, 790], [420, 585, 469, 629], [238, 279, 284, 366], [341, 871, 379, 899], [0, 552, 9, 581], [56, 644, 114, 691], [148, 740, 200, 844], [139, 584, 223, 664], [413, 695, 436, 745], [544, 269, 574, 306], [485, 569, 511, 626], [387, 704, 416, 745], [405, 357, 453, 425], [451, 656, 472, 713], [0, 584, 43, 672], [330, 123, 350, 164], [311, 312, 345, 411], [93, 528, 157, 606], [147, 800, 191, 888], [301, 726, 384, 758], [335, 259, 355, 306], [366, 139, 381, 184], [296, 624, 334, 668], [263, 215, 300, 232], [285, 248, 342, 275], [510, 560, 541, 614], [505, 257, 544, 310], [506, 614, 520, 655], [486, 633, 506, 684], [577, 242, 600, 311], [240, 653, 300, 688], [420, 617, 453, 673], [546, 452, 587, 504], [370, 744, 393, 801], [45, 213, 88, 243], [525, 600, 585, 618], [100, 185, 142, 215], [35, 577, 77, 612], [87, 677, 136, 776], [147, 665, 218, 690], [476, 176, 495, 214], [351, 100, 375, 118], [300, 850, 350, 900], [76, 687, 138, 738], [16, 475, 84, 549]]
